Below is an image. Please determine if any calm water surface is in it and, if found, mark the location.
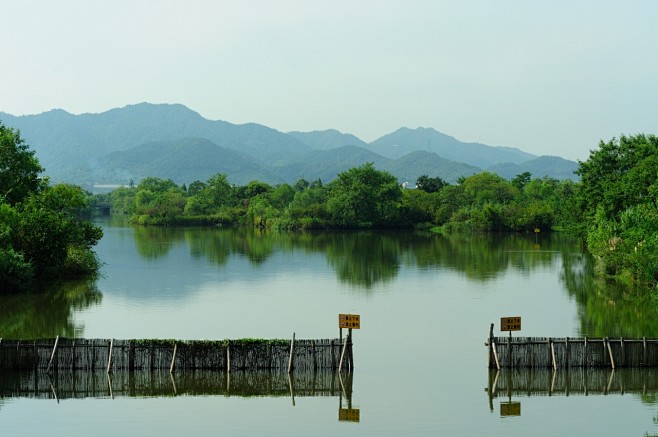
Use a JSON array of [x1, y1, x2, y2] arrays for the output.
[[2, 217, 658, 436]]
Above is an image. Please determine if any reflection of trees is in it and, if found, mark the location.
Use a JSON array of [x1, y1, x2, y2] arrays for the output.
[[184, 228, 274, 266], [133, 226, 187, 259], [129, 225, 589, 289], [320, 232, 401, 288], [0, 279, 102, 339], [561, 251, 658, 337]]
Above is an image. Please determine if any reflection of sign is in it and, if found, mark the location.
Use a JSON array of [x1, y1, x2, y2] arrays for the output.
[[534, 228, 540, 233], [500, 401, 521, 417], [501, 317, 521, 331], [339, 408, 360, 422], [339, 314, 360, 329]]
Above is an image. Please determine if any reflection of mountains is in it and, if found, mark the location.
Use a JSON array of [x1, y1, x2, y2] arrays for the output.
[[126, 223, 580, 288], [0, 369, 353, 400], [487, 368, 658, 400]]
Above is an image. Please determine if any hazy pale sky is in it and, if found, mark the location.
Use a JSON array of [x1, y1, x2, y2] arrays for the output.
[[1, 0, 656, 161]]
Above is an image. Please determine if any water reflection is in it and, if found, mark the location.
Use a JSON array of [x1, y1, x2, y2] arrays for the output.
[[561, 252, 658, 337], [0, 279, 101, 339], [0, 368, 354, 402], [487, 368, 658, 400], [119, 217, 581, 287]]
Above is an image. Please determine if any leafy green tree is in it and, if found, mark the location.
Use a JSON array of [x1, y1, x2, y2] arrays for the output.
[[326, 163, 402, 227], [511, 172, 532, 190], [416, 175, 448, 193], [460, 172, 518, 205], [577, 134, 658, 287], [0, 121, 44, 205]]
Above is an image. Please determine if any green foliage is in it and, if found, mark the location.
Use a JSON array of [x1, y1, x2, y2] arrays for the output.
[[577, 134, 658, 287], [0, 122, 44, 205], [0, 120, 102, 291], [326, 163, 402, 227], [416, 174, 448, 193]]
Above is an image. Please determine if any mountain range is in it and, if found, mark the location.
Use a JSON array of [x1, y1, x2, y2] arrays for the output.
[[0, 103, 578, 187]]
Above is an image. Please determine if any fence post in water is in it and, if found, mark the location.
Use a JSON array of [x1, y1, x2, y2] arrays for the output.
[[288, 333, 295, 374], [644, 337, 648, 366], [47, 336, 59, 373], [107, 339, 113, 374], [169, 342, 177, 374], [338, 335, 348, 373], [606, 337, 616, 369], [348, 329, 354, 371], [226, 345, 231, 373], [550, 338, 557, 370], [488, 324, 494, 368], [491, 339, 500, 370]]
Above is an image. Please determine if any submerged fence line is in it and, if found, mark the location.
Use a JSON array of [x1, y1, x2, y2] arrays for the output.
[[486, 334, 658, 369], [0, 336, 354, 373]]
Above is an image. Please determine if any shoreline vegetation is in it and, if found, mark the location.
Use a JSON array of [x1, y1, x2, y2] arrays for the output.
[[1, 121, 102, 291], [1, 117, 656, 292]]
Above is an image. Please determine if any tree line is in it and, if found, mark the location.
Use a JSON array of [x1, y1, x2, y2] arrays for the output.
[[101, 134, 658, 290], [1, 115, 656, 292]]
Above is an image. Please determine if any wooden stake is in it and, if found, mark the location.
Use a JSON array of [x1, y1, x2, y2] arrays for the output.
[[643, 337, 647, 366], [106, 339, 113, 374], [169, 343, 177, 374], [550, 339, 557, 370], [488, 324, 494, 368], [227, 345, 231, 373], [47, 336, 59, 373], [491, 339, 500, 370], [607, 338, 616, 369], [338, 336, 348, 372], [287, 333, 295, 374]]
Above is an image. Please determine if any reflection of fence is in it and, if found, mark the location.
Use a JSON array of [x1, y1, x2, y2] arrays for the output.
[[486, 334, 658, 369], [0, 368, 353, 400], [486, 368, 658, 399], [0, 337, 354, 372]]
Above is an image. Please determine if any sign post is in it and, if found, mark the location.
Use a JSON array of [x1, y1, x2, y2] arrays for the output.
[[500, 316, 521, 368], [338, 314, 360, 373]]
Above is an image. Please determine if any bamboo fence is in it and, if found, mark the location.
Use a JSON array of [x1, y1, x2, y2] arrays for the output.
[[0, 336, 354, 373], [486, 334, 658, 369]]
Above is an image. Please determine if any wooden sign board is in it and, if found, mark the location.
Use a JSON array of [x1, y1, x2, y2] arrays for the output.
[[339, 314, 360, 329], [500, 401, 521, 417], [339, 408, 360, 422], [501, 317, 521, 332]]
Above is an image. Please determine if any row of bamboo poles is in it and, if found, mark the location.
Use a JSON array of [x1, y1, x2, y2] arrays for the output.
[[487, 331, 658, 368], [0, 335, 354, 373], [0, 368, 354, 401]]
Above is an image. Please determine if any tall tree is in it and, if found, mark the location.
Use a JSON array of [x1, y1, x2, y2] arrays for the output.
[[327, 163, 402, 227], [0, 121, 44, 205]]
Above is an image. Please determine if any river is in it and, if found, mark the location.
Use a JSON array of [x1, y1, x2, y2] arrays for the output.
[[1, 217, 658, 436]]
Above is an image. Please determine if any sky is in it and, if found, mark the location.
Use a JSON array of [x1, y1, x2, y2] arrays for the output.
[[1, 0, 657, 162]]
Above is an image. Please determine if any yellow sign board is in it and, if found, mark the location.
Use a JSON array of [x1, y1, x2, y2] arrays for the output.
[[501, 316, 521, 332], [500, 401, 521, 417], [339, 314, 360, 329], [339, 408, 360, 422]]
